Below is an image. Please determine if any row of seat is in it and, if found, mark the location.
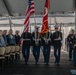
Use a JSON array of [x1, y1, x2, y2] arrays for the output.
[[0, 46, 20, 68]]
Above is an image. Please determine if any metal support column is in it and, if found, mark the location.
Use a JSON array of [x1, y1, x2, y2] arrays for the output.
[[8, 16, 12, 29], [75, 11, 76, 33]]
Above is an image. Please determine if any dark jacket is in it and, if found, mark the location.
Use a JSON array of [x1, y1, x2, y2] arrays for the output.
[[52, 31, 62, 47], [22, 32, 32, 47], [15, 35, 21, 45], [41, 32, 52, 46], [31, 32, 41, 46], [2, 35, 8, 46], [73, 36, 76, 52], [7, 34, 16, 46], [67, 34, 75, 47]]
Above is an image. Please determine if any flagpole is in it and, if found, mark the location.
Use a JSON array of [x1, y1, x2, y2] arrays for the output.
[[46, 0, 50, 40], [29, 19, 31, 33], [60, 23, 61, 31], [45, 8, 49, 40], [34, 14, 36, 28], [23, 6, 28, 33], [41, 0, 50, 41], [46, 8, 50, 40], [48, 0, 50, 39], [34, 14, 37, 40], [49, 15, 51, 39], [55, 17, 57, 26]]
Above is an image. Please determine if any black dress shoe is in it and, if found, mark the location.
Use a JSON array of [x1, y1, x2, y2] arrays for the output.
[[46, 63, 49, 65], [57, 63, 60, 66], [25, 62, 28, 65], [44, 61, 46, 63], [35, 61, 38, 65], [74, 64, 76, 67], [55, 60, 57, 63], [69, 59, 71, 61]]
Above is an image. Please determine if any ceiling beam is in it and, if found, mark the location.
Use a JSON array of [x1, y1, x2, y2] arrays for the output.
[[3, 0, 10, 16]]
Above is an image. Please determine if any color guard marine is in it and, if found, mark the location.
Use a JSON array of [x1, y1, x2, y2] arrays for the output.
[[52, 25, 62, 65], [67, 29, 75, 61], [21, 31, 32, 65], [32, 26, 41, 65], [41, 31, 52, 65]]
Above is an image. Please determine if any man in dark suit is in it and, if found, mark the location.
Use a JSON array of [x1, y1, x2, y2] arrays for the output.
[[67, 29, 75, 61], [15, 30, 21, 60], [72, 34, 76, 67], [32, 27, 41, 65], [15, 30, 21, 45], [22, 31, 32, 65], [52, 26, 62, 65]]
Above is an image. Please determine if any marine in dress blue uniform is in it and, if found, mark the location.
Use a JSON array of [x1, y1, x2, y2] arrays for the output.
[[41, 32, 52, 65], [52, 26, 62, 65], [22, 32, 32, 65], [32, 27, 41, 64], [67, 30, 75, 61]]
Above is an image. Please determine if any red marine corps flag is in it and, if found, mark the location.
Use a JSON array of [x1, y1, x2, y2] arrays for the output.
[[41, 0, 50, 34], [24, 0, 35, 33]]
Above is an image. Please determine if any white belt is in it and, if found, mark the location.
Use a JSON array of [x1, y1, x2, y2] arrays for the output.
[[33, 39, 41, 41], [23, 39, 30, 41], [44, 39, 51, 41], [54, 38, 61, 41]]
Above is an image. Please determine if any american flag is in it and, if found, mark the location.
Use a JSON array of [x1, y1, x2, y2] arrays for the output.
[[24, 0, 35, 32]]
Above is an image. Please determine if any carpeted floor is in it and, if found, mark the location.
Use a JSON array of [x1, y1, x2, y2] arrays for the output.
[[0, 50, 75, 75]]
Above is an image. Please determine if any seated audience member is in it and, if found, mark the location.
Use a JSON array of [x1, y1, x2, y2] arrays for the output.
[[7, 29, 16, 46], [2, 30, 8, 46], [15, 30, 21, 45], [0, 30, 5, 47]]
